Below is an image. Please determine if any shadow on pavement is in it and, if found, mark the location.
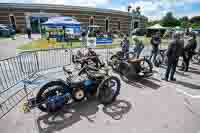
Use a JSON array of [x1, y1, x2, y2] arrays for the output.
[[173, 80, 200, 90], [129, 78, 161, 90], [102, 100, 132, 120], [176, 71, 190, 77], [36, 99, 131, 133], [188, 69, 200, 75]]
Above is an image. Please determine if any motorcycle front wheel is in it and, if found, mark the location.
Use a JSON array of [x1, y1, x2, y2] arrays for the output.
[[98, 76, 121, 105]]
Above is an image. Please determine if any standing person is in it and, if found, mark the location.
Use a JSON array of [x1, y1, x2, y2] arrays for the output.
[[10, 26, 16, 40], [120, 36, 130, 60], [26, 28, 32, 39], [162, 33, 184, 81], [150, 32, 161, 63], [81, 30, 87, 47], [132, 36, 144, 58], [181, 32, 197, 72]]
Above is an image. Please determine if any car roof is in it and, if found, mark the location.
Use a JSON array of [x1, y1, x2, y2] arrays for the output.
[[0, 24, 8, 28]]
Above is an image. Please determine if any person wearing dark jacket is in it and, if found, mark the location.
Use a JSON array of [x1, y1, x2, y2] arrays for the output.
[[162, 33, 184, 81], [120, 36, 130, 60], [150, 32, 161, 63], [26, 28, 32, 39], [181, 32, 197, 72]]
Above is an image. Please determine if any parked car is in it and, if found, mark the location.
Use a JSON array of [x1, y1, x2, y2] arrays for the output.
[[0, 24, 15, 37]]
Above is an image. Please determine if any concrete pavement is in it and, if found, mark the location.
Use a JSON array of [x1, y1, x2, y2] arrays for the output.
[[0, 60, 200, 133]]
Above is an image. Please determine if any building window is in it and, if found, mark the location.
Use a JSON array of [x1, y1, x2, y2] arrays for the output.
[[9, 14, 16, 29], [105, 18, 109, 32], [118, 21, 120, 31], [89, 16, 94, 26]]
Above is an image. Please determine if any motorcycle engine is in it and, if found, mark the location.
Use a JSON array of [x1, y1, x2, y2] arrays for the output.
[[47, 96, 65, 112], [73, 88, 85, 101]]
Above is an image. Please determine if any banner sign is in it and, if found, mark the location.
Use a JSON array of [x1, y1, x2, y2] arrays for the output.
[[96, 38, 112, 44]]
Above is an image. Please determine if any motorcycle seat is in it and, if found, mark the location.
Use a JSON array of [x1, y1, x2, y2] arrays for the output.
[[128, 58, 144, 64], [63, 66, 72, 74]]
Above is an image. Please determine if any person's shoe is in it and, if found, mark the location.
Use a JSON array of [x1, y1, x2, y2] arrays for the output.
[[162, 77, 168, 81], [170, 78, 176, 81]]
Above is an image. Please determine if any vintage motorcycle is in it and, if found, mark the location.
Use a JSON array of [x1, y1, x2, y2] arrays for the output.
[[109, 51, 153, 82], [33, 65, 120, 113], [72, 51, 105, 68]]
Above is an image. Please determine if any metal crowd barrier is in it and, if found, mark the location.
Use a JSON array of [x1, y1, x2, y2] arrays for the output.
[[0, 48, 71, 119], [0, 47, 113, 119]]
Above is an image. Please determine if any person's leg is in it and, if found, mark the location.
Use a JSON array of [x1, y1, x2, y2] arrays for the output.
[[153, 48, 158, 63], [164, 60, 172, 81], [149, 49, 154, 61], [181, 52, 187, 70], [136, 47, 142, 58], [185, 55, 192, 71], [170, 59, 178, 80]]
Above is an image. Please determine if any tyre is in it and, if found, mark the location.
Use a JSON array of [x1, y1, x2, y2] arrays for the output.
[[110, 55, 120, 71], [154, 54, 162, 67], [128, 52, 136, 60], [99, 76, 121, 105], [36, 81, 70, 112], [119, 62, 135, 83], [141, 58, 153, 75], [192, 54, 200, 64]]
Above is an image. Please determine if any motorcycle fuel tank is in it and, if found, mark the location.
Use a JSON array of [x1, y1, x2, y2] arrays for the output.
[[84, 80, 93, 87]]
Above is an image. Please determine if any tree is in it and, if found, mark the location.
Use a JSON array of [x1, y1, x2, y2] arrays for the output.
[[180, 16, 190, 29], [161, 12, 181, 27], [190, 16, 200, 23]]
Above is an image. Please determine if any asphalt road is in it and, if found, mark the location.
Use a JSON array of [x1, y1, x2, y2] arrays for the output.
[[0, 34, 40, 60], [0, 58, 200, 133]]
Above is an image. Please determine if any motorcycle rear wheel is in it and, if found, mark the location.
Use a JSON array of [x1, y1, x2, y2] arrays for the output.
[[36, 81, 68, 112], [140, 58, 153, 75], [99, 76, 121, 105]]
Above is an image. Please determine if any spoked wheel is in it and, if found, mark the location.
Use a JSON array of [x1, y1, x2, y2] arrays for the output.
[[36, 82, 68, 112], [140, 58, 153, 77], [119, 62, 134, 83], [128, 52, 136, 60], [99, 76, 121, 105], [192, 54, 200, 64], [110, 55, 120, 71]]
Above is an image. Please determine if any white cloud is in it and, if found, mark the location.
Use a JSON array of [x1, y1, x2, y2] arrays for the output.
[[109, 6, 127, 12], [32, 0, 110, 7]]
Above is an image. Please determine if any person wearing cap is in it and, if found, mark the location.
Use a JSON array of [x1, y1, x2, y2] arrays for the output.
[[162, 33, 184, 81], [132, 36, 144, 58], [150, 32, 162, 63], [181, 32, 197, 72], [120, 36, 130, 60]]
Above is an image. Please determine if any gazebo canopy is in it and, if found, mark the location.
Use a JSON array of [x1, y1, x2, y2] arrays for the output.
[[42, 16, 80, 27], [148, 24, 167, 30]]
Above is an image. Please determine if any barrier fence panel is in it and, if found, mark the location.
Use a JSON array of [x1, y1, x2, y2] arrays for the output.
[[36, 48, 71, 71], [0, 53, 38, 94], [0, 47, 112, 119]]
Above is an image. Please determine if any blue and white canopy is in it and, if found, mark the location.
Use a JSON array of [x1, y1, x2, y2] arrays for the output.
[[42, 16, 80, 27]]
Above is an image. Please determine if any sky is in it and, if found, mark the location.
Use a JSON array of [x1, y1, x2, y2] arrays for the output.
[[1, 0, 200, 20]]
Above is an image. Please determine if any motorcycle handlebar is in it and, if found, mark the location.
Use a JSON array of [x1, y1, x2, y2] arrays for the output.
[[78, 65, 99, 76]]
